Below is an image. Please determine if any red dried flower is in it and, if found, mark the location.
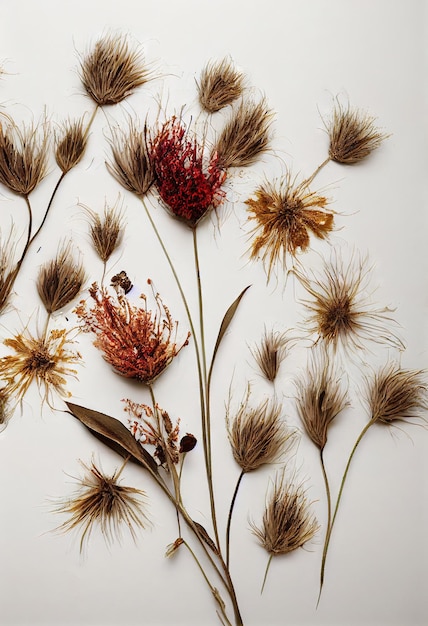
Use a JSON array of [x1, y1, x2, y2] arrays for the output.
[[149, 117, 226, 227], [75, 282, 189, 385]]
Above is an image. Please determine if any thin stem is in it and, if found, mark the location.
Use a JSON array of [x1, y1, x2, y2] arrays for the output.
[[28, 172, 65, 248], [317, 418, 375, 606], [226, 470, 245, 567], [261, 554, 274, 594], [302, 156, 331, 188], [320, 448, 331, 539]]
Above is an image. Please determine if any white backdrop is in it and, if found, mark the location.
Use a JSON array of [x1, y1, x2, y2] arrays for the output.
[[0, 1, 427, 625]]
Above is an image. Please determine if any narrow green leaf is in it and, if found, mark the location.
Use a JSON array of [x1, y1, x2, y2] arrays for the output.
[[65, 402, 159, 474], [209, 285, 251, 380]]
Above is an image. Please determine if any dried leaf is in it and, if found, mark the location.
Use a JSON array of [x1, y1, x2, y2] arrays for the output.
[[66, 402, 158, 474], [193, 521, 219, 555]]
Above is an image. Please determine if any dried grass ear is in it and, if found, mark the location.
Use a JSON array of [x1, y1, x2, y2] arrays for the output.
[[250, 327, 291, 382], [37, 242, 85, 314], [55, 118, 88, 173], [325, 100, 389, 164], [83, 198, 125, 264], [78, 33, 155, 106], [214, 98, 274, 169], [197, 57, 245, 113]]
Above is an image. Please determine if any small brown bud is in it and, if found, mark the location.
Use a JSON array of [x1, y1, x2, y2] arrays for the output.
[[179, 433, 197, 453]]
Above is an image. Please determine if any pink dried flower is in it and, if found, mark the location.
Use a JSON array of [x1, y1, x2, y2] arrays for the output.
[[149, 117, 226, 227], [75, 282, 189, 384]]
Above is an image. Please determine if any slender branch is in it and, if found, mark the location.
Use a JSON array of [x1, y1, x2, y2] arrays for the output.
[[317, 418, 375, 606], [320, 447, 332, 537], [28, 172, 65, 248], [226, 470, 245, 567], [302, 156, 331, 188], [261, 554, 273, 594]]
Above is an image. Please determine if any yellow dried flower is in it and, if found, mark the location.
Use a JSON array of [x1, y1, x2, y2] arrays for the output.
[[326, 102, 388, 164], [197, 57, 245, 113], [79, 33, 154, 106], [53, 459, 150, 552]]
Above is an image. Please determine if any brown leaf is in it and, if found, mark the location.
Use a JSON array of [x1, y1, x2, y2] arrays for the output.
[[65, 402, 159, 474], [193, 521, 219, 555]]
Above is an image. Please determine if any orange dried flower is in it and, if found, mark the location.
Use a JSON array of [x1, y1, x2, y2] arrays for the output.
[[75, 282, 190, 385], [247, 174, 333, 279]]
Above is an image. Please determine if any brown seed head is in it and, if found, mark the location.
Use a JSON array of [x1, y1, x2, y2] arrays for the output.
[[79, 33, 154, 106], [0, 115, 49, 195], [251, 471, 319, 555], [326, 102, 388, 164], [55, 118, 88, 173], [295, 250, 404, 353], [226, 386, 296, 473], [84, 199, 124, 264], [247, 174, 333, 280], [53, 459, 150, 552], [214, 98, 274, 169], [250, 328, 291, 382], [296, 348, 349, 450], [0, 227, 18, 313], [107, 121, 155, 197], [365, 363, 428, 426], [197, 57, 245, 113], [37, 242, 85, 314]]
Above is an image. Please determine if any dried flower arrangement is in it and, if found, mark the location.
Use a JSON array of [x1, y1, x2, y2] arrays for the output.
[[0, 29, 426, 626]]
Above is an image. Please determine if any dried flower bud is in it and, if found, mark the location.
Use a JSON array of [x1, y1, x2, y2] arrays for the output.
[[365, 363, 428, 426], [296, 348, 349, 450], [79, 33, 154, 106], [107, 121, 155, 197], [55, 118, 88, 173], [37, 242, 85, 314], [0, 115, 49, 195], [250, 328, 292, 382], [85, 199, 124, 264], [226, 386, 296, 473], [179, 433, 197, 453], [214, 98, 274, 169], [251, 471, 319, 556], [165, 537, 184, 558], [111, 270, 132, 295], [326, 102, 388, 164], [247, 174, 334, 280], [197, 57, 245, 113], [53, 459, 150, 552]]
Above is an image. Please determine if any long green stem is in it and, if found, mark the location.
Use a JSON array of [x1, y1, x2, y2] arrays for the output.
[[226, 470, 245, 567], [317, 418, 375, 606], [261, 554, 273, 594]]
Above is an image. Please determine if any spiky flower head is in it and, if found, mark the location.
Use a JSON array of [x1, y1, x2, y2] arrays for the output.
[[79, 33, 154, 106], [75, 282, 189, 385], [226, 386, 296, 473], [365, 363, 428, 426], [247, 174, 334, 279], [0, 226, 18, 313], [53, 459, 150, 552], [250, 327, 291, 382], [294, 250, 404, 354], [326, 102, 388, 165], [213, 98, 274, 169], [251, 471, 319, 555], [296, 348, 349, 450], [55, 118, 88, 173], [197, 57, 245, 113], [84, 199, 124, 264], [0, 115, 49, 195], [107, 121, 155, 197], [149, 117, 226, 227], [37, 242, 85, 314], [0, 328, 80, 409]]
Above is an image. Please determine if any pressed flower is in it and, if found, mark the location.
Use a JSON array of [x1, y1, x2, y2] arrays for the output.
[[124, 398, 181, 466], [252, 472, 319, 556], [75, 282, 190, 385], [0, 115, 49, 195], [326, 102, 388, 164], [149, 117, 226, 227], [85, 199, 124, 264], [295, 349, 349, 451], [213, 98, 274, 169], [0, 328, 80, 408], [226, 386, 296, 473], [250, 327, 291, 382], [197, 57, 245, 113], [53, 459, 150, 552], [110, 270, 132, 295], [247, 174, 334, 279], [294, 250, 404, 353], [37, 242, 85, 314], [107, 121, 155, 197], [365, 363, 428, 426], [55, 118, 88, 173], [79, 33, 153, 106]]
